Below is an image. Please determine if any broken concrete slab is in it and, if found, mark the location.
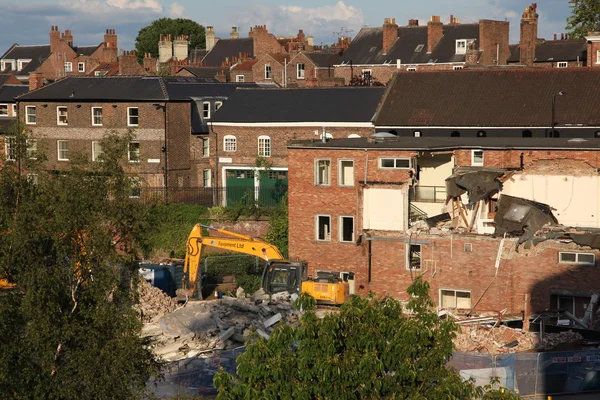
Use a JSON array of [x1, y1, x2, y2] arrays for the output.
[[218, 327, 236, 342], [256, 329, 270, 340], [263, 313, 282, 328], [271, 291, 291, 302], [236, 286, 245, 299]]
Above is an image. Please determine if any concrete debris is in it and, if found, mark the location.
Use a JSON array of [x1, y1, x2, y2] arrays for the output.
[[236, 286, 245, 299], [271, 291, 291, 302], [135, 278, 177, 323], [263, 313, 283, 328]]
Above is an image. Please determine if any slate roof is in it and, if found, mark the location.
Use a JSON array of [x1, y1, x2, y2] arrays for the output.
[[231, 59, 257, 71], [340, 24, 478, 65], [508, 39, 587, 63], [178, 67, 229, 80], [0, 117, 16, 133], [165, 80, 261, 100], [288, 136, 600, 150], [202, 38, 253, 67], [304, 52, 341, 67], [0, 85, 28, 102], [212, 87, 386, 123], [188, 49, 208, 62], [73, 45, 100, 56], [0, 45, 51, 75], [375, 69, 600, 127]]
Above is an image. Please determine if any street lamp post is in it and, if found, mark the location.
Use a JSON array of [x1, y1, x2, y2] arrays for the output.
[[551, 91, 567, 137]]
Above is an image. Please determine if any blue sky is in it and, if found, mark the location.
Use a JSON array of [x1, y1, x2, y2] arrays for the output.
[[0, 0, 571, 55]]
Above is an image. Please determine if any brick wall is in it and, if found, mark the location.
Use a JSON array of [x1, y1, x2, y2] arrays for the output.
[[231, 69, 253, 83], [478, 20, 510, 65], [165, 102, 194, 187], [286, 53, 316, 87], [455, 149, 600, 170], [334, 64, 463, 85], [252, 55, 285, 85], [250, 26, 285, 58]]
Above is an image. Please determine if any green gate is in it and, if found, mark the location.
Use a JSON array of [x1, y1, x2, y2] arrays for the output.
[[259, 170, 288, 207], [225, 169, 255, 207]]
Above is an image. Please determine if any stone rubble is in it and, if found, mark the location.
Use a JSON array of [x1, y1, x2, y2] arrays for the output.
[[134, 278, 177, 323]]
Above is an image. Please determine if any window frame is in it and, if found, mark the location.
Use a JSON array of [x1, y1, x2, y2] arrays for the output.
[[202, 137, 209, 157], [407, 67, 417, 72], [439, 289, 472, 309], [91, 106, 103, 126], [0, 104, 8, 116], [57, 140, 69, 161], [129, 177, 141, 198], [455, 39, 467, 55], [338, 159, 354, 187], [236, 75, 245, 82], [203, 101, 211, 119], [316, 215, 332, 242], [258, 135, 271, 157], [17, 59, 31, 71], [26, 139, 37, 160], [471, 150, 484, 166], [315, 159, 332, 186], [4, 136, 16, 161], [597, 50, 600, 64], [78, 62, 85, 72], [56, 106, 68, 126], [203, 169, 212, 187], [297, 63, 305, 79], [11, 104, 16, 116], [25, 105, 36, 124], [378, 157, 411, 170], [127, 107, 139, 127], [128, 141, 140, 163], [223, 135, 237, 152], [361, 69, 372, 80], [558, 252, 595, 266], [64, 62, 72, 72], [406, 243, 422, 271], [265, 64, 272, 79], [557, 61, 568, 68], [214, 101, 223, 112], [339, 216, 354, 243], [453, 65, 464, 70], [91, 141, 104, 162]]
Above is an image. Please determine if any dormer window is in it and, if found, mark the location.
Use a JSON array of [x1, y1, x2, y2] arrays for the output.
[[456, 40, 467, 54], [17, 59, 31, 71], [1, 60, 15, 72], [414, 44, 424, 52]]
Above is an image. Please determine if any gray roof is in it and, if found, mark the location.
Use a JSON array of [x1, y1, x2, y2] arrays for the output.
[[178, 67, 230, 80], [164, 80, 262, 100], [202, 38, 253, 67], [212, 87, 386, 123], [288, 136, 600, 150], [304, 52, 342, 67], [72, 45, 100, 57], [0, 85, 28, 102], [0, 117, 16, 134], [340, 24, 478, 65], [508, 39, 587, 63], [0, 45, 51, 75]]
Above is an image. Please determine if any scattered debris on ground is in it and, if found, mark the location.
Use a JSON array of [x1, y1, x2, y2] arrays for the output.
[[135, 278, 177, 323]]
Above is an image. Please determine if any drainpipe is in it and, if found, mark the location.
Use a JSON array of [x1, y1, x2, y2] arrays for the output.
[[210, 121, 220, 205]]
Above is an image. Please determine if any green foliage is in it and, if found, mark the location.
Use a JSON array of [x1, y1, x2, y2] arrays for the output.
[[567, 0, 600, 38], [264, 193, 288, 258], [135, 18, 205, 61], [214, 277, 519, 400], [294, 291, 317, 311], [0, 131, 161, 399], [157, 63, 172, 76], [234, 274, 262, 294]]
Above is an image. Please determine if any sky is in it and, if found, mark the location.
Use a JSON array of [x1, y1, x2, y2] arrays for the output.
[[0, 0, 572, 54]]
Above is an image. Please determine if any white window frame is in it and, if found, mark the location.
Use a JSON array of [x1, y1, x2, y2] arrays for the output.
[[64, 62, 72, 72], [26, 139, 37, 159], [78, 62, 85, 72], [265, 64, 272, 79], [471, 150, 484, 167], [236, 75, 245, 82], [258, 135, 271, 157], [439, 289, 472, 309], [129, 177, 141, 198], [91, 107, 103, 126], [0, 104, 8, 116], [57, 140, 69, 161], [11, 104, 16, 116], [338, 159, 354, 187], [597, 50, 600, 64], [1, 60, 15, 71], [4, 136, 16, 161], [56, 106, 68, 126], [455, 39, 467, 55], [128, 141, 140, 163], [223, 135, 237, 152], [27, 173, 38, 185], [202, 137, 209, 157], [25, 105, 36, 124], [557, 61, 568, 68], [453, 65, 464, 70], [339, 216, 354, 243], [316, 215, 332, 241], [91, 141, 104, 162], [17, 59, 31, 71], [315, 159, 331, 186], [297, 63, 305, 79], [214, 101, 223, 111], [559, 252, 595, 266], [203, 102, 211, 119], [127, 107, 139, 127], [407, 67, 417, 72], [203, 169, 212, 187], [406, 243, 422, 271], [378, 157, 411, 170], [361, 69, 372, 79], [95, 71, 107, 77]]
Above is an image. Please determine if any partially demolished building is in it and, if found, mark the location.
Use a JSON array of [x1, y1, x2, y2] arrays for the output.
[[288, 136, 600, 328]]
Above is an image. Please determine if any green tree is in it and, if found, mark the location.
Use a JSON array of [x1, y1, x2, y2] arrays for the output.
[[135, 18, 206, 61], [567, 0, 600, 38], [0, 130, 161, 399], [264, 193, 288, 258], [214, 277, 520, 399]]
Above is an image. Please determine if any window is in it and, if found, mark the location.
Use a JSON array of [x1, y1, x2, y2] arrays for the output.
[[91, 107, 103, 126], [0, 104, 7, 116], [258, 135, 271, 157], [214, 101, 223, 111], [450, 131, 460, 137], [127, 107, 139, 126], [456, 39, 467, 55], [64, 62, 72, 72], [11, 104, 16, 116], [557, 61, 568, 68], [559, 252, 595, 266], [265, 64, 272, 79], [224, 135, 237, 152], [339, 216, 354, 243], [25, 106, 36, 124], [339, 159, 354, 186], [203, 169, 211, 187], [128, 142, 140, 162], [453, 65, 464, 70], [406, 244, 422, 270], [17, 59, 31, 71], [4, 136, 16, 161], [440, 289, 472, 309], [413, 130, 422, 137], [78, 62, 85, 72], [297, 63, 305, 79], [315, 159, 331, 185], [597, 50, 600, 64], [202, 137, 209, 157], [236, 75, 245, 82], [1, 60, 15, 71], [27, 173, 38, 185], [92, 141, 104, 162], [316, 215, 331, 241], [471, 150, 484, 166], [476, 130, 487, 137], [27, 139, 37, 159], [361, 69, 372, 80], [95, 71, 107, 77], [57, 140, 69, 161], [379, 157, 411, 169], [522, 130, 533, 138], [129, 177, 141, 198], [464, 243, 473, 253], [407, 67, 417, 72], [56, 106, 68, 125]]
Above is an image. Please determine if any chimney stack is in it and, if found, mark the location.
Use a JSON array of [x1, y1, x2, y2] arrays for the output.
[[29, 72, 44, 91], [382, 18, 398, 55], [427, 16, 443, 53], [173, 35, 189, 61], [230, 26, 239, 39], [519, 3, 538, 66], [102, 29, 118, 63], [206, 26, 216, 51], [158, 34, 173, 63], [50, 26, 60, 53], [62, 29, 73, 47], [408, 19, 419, 27]]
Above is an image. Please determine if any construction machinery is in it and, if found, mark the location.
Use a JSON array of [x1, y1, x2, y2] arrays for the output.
[[178, 224, 354, 305]]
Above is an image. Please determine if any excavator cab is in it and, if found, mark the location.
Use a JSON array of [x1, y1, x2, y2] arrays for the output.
[[261, 260, 308, 295]]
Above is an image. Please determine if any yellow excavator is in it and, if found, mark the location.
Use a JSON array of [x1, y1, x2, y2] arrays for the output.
[[178, 223, 353, 305]]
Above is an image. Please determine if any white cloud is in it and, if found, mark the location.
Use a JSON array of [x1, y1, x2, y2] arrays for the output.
[[60, 0, 163, 15], [169, 2, 185, 18], [106, 0, 162, 13]]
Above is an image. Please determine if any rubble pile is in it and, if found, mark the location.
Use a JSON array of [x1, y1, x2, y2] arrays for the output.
[[536, 330, 584, 350], [142, 289, 300, 361], [135, 279, 177, 323]]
